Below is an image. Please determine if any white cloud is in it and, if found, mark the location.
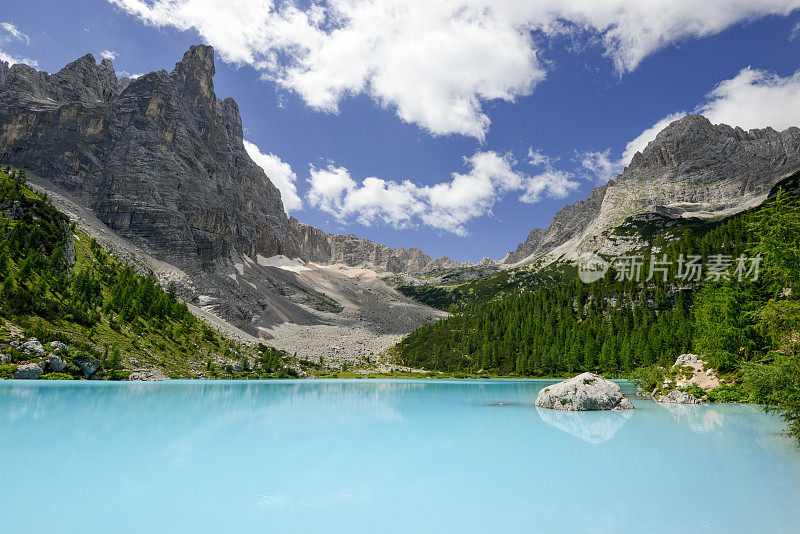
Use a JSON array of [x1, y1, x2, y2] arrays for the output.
[[1, 22, 29, 45], [108, 0, 800, 139], [243, 140, 302, 213], [0, 22, 36, 67], [524, 147, 578, 202], [117, 70, 144, 79], [306, 150, 577, 236], [580, 66, 800, 181], [100, 50, 118, 60], [791, 21, 800, 39], [528, 148, 559, 168], [520, 170, 578, 203], [578, 148, 622, 184], [699, 67, 800, 131]]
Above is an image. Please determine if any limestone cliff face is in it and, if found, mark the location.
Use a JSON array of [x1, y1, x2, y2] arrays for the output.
[[0, 47, 464, 278], [0, 46, 453, 342], [290, 218, 463, 274], [0, 46, 298, 271], [505, 115, 800, 264]]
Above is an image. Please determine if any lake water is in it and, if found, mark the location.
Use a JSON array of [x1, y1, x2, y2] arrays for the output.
[[2, 379, 800, 533]]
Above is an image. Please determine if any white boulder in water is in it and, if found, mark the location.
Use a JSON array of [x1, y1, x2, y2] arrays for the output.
[[535, 373, 634, 411]]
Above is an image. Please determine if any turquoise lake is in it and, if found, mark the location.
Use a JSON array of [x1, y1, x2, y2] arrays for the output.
[[2, 379, 800, 533]]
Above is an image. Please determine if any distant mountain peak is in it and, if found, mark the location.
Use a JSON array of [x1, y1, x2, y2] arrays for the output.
[[506, 115, 800, 266]]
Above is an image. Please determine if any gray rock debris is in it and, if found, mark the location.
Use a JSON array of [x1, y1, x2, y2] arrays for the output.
[[535, 372, 635, 411], [672, 353, 702, 367]]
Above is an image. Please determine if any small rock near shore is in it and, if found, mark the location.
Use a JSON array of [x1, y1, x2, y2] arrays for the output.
[[73, 356, 101, 378], [656, 389, 703, 404], [47, 354, 67, 373], [535, 372, 634, 411], [128, 368, 169, 381], [14, 363, 43, 380], [21, 339, 44, 355]]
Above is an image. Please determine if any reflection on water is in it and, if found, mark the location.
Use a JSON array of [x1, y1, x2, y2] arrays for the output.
[[2, 379, 800, 534], [536, 406, 633, 443], [658, 402, 726, 433]]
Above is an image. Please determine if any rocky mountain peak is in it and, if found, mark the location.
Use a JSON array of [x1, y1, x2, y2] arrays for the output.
[[629, 114, 797, 170], [52, 53, 118, 102], [171, 44, 216, 107], [0, 44, 297, 273], [506, 115, 800, 266]]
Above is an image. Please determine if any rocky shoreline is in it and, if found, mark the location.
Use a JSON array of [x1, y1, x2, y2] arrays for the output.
[[648, 354, 722, 405]]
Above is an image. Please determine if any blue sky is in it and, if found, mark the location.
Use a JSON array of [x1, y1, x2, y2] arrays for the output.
[[2, 1, 800, 262]]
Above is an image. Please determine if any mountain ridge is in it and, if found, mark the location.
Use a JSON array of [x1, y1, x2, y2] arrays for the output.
[[3, 45, 800, 362], [0, 46, 447, 358], [504, 115, 800, 266], [0, 50, 471, 276]]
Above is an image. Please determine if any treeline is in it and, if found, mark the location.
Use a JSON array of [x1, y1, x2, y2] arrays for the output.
[[397, 192, 756, 375], [399, 279, 692, 376]]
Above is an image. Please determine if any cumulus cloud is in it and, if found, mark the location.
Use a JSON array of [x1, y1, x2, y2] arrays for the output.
[[699, 67, 800, 131], [243, 140, 302, 213], [307, 150, 577, 236], [100, 50, 118, 60], [580, 67, 800, 182], [108, 0, 800, 139]]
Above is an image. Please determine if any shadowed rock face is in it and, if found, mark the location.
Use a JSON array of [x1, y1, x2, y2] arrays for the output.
[[0, 61, 10, 86], [0, 45, 297, 271], [505, 115, 800, 265]]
